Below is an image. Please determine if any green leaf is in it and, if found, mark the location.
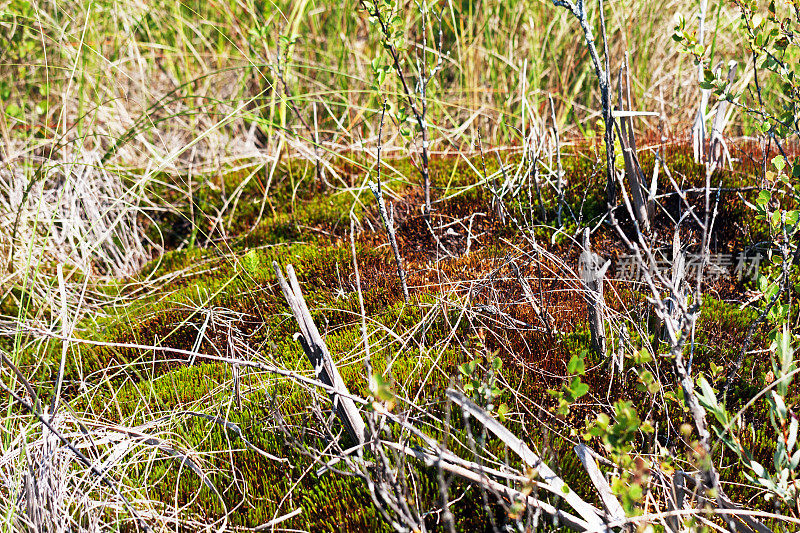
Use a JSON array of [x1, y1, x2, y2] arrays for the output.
[[790, 449, 800, 470], [632, 348, 652, 364], [568, 376, 589, 399], [241, 249, 260, 275], [372, 373, 395, 402], [497, 403, 509, 422], [567, 353, 585, 375], [458, 361, 476, 377], [771, 209, 781, 229], [786, 418, 798, 453], [5, 103, 22, 119], [771, 391, 788, 420], [777, 326, 793, 374], [749, 459, 767, 478], [698, 376, 718, 408], [774, 440, 786, 471], [758, 273, 770, 292]]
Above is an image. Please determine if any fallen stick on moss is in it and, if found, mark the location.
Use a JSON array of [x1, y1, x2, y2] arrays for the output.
[[273, 261, 366, 445], [382, 440, 592, 532], [446, 389, 609, 531], [253, 507, 303, 531], [574, 444, 626, 528]]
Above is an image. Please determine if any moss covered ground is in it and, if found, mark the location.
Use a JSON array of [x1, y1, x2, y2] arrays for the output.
[[8, 143, 788, 531]]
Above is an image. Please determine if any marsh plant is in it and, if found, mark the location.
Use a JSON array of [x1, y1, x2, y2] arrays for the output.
[[1, 0, 800, 531]]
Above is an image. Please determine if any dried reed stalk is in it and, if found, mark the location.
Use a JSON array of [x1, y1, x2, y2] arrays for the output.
[[615, 56, 653, 232]]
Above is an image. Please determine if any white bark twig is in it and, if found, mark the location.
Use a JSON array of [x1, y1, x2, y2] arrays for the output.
[[574, 444, 627, 528], [550, 0, 616, 206], [369, 183, 410, 303]]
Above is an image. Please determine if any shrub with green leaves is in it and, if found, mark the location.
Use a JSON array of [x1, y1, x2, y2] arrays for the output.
[[674, 0, 800, 146]]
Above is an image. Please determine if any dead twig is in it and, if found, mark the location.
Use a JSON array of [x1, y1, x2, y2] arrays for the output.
[[273, 261, 366, 445], [580, 229, 610, 357]]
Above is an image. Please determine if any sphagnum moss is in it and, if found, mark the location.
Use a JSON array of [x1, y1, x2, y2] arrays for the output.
[[12, 148, 778, 530]]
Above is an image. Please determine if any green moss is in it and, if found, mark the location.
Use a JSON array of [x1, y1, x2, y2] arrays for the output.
[[11, 148, 781, 529]]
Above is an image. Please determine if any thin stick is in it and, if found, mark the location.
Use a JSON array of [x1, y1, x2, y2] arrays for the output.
[[350, 217, 371, 372], [370, 102, 410, 303], [549, 95, 564, 225], [550, 0, 616, 206]]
